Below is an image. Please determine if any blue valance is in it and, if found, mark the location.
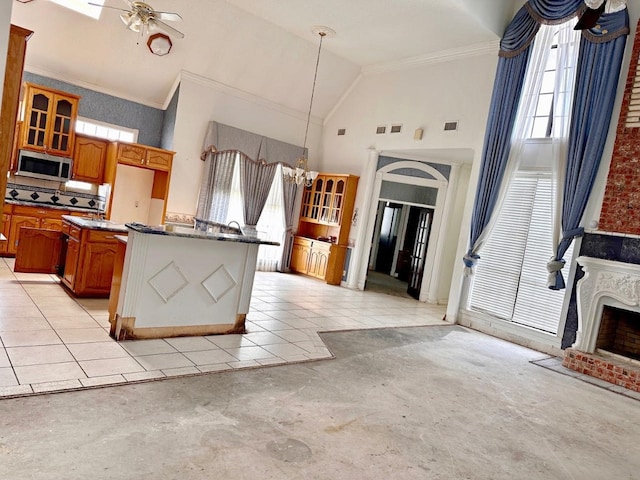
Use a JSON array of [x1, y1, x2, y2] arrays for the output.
[[499, 0, 628, 57]]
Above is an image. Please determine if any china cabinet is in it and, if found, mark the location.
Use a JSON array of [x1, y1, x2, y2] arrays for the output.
[[291, 173, 358, 285]]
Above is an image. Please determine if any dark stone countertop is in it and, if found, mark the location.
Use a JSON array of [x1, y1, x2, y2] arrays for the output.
[[61, 215, 128, 233], [126, 223, 279, 246]]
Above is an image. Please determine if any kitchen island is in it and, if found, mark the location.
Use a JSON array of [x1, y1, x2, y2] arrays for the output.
[[109, 223, 278, 340]]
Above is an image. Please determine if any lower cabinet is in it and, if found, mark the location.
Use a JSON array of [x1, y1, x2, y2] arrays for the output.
[[290, 236, 342, 284], [4, 205, 69, 255], [14, 217, 125, 297], [1, 212, 12, 255], [62, 235, 80, 289], [60, 224, 122, 297]]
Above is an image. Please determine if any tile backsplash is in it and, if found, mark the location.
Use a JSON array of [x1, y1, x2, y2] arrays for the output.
[[5, 181, 106, 212]]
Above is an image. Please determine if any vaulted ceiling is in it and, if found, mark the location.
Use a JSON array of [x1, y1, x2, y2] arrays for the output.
[[10, 0, 516, 116]]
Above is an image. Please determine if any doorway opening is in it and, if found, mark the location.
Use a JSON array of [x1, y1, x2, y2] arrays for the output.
[[366, 200, 435, 299]]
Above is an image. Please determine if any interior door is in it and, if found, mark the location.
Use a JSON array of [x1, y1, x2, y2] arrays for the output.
[[407, 208, 433, 299], [14, 227, 65, 274], [375, 202, 402, 274]]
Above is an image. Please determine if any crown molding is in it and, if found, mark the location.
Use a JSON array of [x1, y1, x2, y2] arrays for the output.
[[179, 70, 323, 126], [23, 64, 166, 109], [361, 41, 500, 76]]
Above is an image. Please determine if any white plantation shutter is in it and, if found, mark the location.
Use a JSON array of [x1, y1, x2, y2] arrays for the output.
[[470, 173, 572, 334]]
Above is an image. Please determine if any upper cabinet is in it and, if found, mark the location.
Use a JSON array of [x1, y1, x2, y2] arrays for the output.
[[298, 174, 359, 245], [109, 142, 173, 172], [19, 83, 80, 157], [72, 134, 108, 184]]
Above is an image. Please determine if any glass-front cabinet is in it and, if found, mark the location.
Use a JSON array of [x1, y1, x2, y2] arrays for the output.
[[291, 173, 359, 285], [19, 83, 80, 157]]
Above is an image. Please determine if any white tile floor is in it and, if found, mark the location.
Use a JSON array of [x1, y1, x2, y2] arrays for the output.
[[0, 257, 449, 398]]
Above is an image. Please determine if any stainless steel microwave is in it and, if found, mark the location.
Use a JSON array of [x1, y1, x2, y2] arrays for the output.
[[16, 150, 72, 182]]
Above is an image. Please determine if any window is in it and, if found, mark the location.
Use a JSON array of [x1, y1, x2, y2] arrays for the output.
[[528, 25, 579, 139], [469, 172, 574, 334], [51, 0, 104, 19], [75, 118, 138, 143], [221, 157, 286, 272]]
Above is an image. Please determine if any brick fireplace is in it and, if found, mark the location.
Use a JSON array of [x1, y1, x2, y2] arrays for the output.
[[563, 257, 640, 392], [562, 18, 640, 391]]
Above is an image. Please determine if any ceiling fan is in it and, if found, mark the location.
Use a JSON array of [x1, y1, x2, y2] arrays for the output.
[[90, 1, 184, 39]]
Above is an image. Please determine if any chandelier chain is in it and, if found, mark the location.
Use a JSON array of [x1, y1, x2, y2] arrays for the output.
[[302, 32, 325, 152]]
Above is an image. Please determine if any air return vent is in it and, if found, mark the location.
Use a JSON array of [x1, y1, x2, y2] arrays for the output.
[[390, 124, 402, 133], [337, 128, 346, 136], [625, 59, 640, 128], [444, 121, 459, 131], [376, 126, 386, 134]]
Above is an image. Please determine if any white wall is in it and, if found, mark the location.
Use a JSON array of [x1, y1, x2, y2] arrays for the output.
[[167, 71, 323, 217], [322, 50, 498, 174], [321, 50, 498, 303]]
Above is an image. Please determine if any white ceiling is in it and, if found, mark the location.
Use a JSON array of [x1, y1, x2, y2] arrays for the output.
[[10, 0, 515, 116]]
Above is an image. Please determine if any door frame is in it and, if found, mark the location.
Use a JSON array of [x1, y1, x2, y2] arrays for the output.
[[354, 160, 448, 302]]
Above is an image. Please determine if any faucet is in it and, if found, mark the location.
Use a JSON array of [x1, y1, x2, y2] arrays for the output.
[[227, 220, 242, 232]]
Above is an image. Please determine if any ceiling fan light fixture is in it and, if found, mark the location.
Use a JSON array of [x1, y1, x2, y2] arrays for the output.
[[147, 33, 172, 56]]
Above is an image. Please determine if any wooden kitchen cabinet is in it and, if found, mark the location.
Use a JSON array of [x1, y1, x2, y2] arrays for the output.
[[8, 214, 39, 255], [108, 142, 173, 172], [0, 212, 11, 255], [72, 134, 107, 184], [290, 236, 331, 281], [15, 216, 125, 297], [60, 220, 124, 297], [293, 173, 358, 285], [104, 141, 175, 224], [62, 235, 79, 288], [290, 237, 311, 274], [19, 83, 80, 157], [144, 147, 172, 171], [4, 205, 69, 255]]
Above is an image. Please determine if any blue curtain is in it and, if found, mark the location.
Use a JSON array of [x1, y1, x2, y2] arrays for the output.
[[548, 9, 629, 289], [464, 0, 584, 271]]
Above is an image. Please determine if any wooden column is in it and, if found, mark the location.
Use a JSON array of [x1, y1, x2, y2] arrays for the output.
[[0, 25, 32, 226]]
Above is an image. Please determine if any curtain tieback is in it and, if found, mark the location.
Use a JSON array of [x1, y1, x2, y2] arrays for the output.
[[562, 227, 584, 240], [546, 258, 566, 273], [463, 252, 480, 268]]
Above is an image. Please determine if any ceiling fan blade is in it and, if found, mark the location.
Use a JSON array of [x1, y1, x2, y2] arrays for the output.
[[89, 2, 129, 13], [152, 18, 185, 39], [154, 11, 183, 22], [574, 1, 607, 30]]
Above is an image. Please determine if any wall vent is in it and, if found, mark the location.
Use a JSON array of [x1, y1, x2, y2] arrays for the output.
[[625, 59, 640, 128], [337, 128, 346, 136], [444, 121, 459, 131], [390, 124, 402, 133], [376, 125, 386, 134]]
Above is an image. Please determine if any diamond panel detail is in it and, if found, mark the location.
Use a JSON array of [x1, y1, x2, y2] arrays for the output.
[[148, 261, 189, 303], [201, 265, 237, 303]]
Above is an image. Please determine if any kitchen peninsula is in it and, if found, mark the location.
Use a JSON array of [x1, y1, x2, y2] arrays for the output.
[[109, 224, 278, 340]]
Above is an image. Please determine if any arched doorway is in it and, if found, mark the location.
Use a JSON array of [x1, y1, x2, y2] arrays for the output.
[[353, 158, 449, 303]]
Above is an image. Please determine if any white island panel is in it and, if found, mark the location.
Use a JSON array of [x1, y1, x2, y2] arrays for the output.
[[113, 225, 269, 340]]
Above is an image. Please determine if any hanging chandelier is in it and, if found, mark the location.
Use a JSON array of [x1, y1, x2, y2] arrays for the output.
[[283, 26, 335, 187]]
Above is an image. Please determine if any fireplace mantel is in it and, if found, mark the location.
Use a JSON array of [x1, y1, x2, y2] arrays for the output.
[[575, 256, 640, 353]]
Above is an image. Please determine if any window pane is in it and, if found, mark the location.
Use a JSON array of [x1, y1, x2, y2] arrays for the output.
[[535, 93, 553, 116], [531, 117, 550, 138], [540, 70, 556, 94]]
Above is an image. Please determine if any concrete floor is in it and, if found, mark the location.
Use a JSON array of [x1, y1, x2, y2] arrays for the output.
[[1, 325, 639, 479]]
